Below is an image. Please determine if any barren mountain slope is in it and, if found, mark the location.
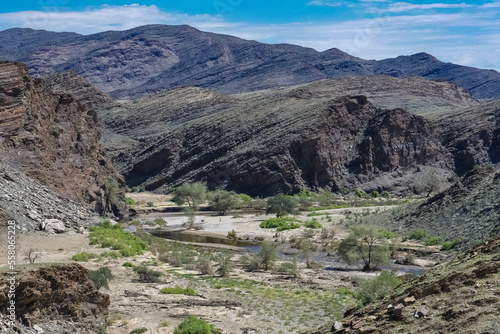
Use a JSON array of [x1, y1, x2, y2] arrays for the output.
[[1, 25, 499, 99], [0, 61, 126, 216], [105, 93, 450, 196]]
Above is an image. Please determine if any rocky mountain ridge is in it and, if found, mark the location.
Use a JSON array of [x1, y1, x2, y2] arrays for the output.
[[1, 25, 499, 100], [0, 61, 126, 217], [44, 72, 490, 196]]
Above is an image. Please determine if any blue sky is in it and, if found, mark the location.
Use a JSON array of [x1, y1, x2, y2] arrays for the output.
[[0, 1, 499, 71]]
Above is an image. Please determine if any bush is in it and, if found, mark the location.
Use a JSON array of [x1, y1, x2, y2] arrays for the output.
[[381, 191, 390, 199], [126, 197, 137, 205], [133, 266, 162, 283], [370, 191, 379, 198], [379, 229, 397, 239], [160, 287, 197, 295], [130, 328, 148, 334], [89, 221, 147, 257], [356, 271, 400, 305], [274, 256, 300, 278], [154, 218, 167, 228], [100, 251, 121, 259], [425, 236, 442, 246], [131, 186, 139, 192], [259, 217, 301, 231], [258, 240, 278, 271], [266, 194, 298, 217], [441, 237, 464, 250], [147, 201, 155, 207], [197, 253, 214, 275], [174, 315, 218, 334], [72, 252, 99, 262], [402, 229, 427, 242], [215, 251, 234, 277], [88, 266, 114, 290], [239, 193, 252, 202], [227, 229, 238, 240], [304, 218, 322, 229], [123, 262, 134, 267]]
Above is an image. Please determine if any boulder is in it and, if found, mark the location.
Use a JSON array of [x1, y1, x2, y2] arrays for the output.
[[43, 219, 66, 233]]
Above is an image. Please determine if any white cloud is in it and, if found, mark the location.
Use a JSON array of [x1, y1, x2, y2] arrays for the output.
[[387, 2, 473, 12], [0, 4, 498, 71], [0, 4, 233, 34]]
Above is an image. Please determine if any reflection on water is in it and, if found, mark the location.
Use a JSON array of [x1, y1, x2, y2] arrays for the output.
[[147, 229, 258, 247]]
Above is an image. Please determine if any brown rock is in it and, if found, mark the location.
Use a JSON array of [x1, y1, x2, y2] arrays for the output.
[[404, 296, 416, 304], [0, 61, 126, 217]]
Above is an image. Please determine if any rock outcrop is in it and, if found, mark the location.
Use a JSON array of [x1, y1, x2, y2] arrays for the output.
[[0, 61, 126, 217], [0, 264, 109, 333], [0, 25, 499, 100]]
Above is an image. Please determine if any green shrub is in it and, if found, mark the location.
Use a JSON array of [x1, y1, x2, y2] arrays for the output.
[[216, 251, 234, 277], [356, 271, 400, 305], [370, 191, 379, 198], [100, 251, 121, 259], [379, 229, 396, 239], [239, 193, 252, 202], [227, 229, 238, 240], [139, 186, 146, 192], [197, 253, 214, 275], [402, 229, 427, 242], [131, 186, 139, 192], [89, 220, 147, 257], [123, 262, 134, 267], [133, 266, 162, 283], [159, 287, 197, 295], [174, 315, 218, 334], [441, 237, 464, 250], [72, 252, 99, 262], [154, 218, 167, 227], [126, 197, 137, 205], [259, 217, 301, 231], [147, 201, 154, 207], [355, 189, 368, 198], [304, 218, 322, 229], [258, 240, 278, 271], [381, 191, 390, 199], [130, 328, 148, 334], [88, 266, 114, 290], [425, 236, 442, 246]]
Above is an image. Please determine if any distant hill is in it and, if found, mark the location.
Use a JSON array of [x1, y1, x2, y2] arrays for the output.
[[1, 25, 499, 100]]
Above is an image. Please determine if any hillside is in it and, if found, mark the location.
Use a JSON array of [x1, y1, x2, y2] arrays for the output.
[[0, 61, 126, 217], [1, 25, 499, 100], [307, 235, 500, 334], [377, 165, 500, 251], [43, 72, 488, 196]]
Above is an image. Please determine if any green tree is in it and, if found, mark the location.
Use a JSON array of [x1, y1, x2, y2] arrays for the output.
[[298, 238, 315, 268], [88, 266, 114, 290], [172, 182, 207, 209], [338, 225, 390, 271], [209, 190, 240, 215], [258, 240, 278, 271], [266, 194, 298, 217], [103, 179, 121, 213]]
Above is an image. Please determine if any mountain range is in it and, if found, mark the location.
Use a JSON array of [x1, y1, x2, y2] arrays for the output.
[[1, 24, 499, 100]]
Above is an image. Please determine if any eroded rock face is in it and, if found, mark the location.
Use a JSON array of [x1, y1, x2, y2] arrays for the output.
[[118, 94, 450, 196], [0, 264, 109, 333], [0, 61, 126, 217]]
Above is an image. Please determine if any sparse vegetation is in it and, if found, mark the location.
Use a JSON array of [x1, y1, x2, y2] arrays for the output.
[[159, 287, 197, 295], [133, 266, 162, 283], [130, 328, 148, 334], [304, 218, 322, 229], [210, 190, 240, 215], [258, 240, 278, 271], [441, 237, 465, 250], [24, 248, 41, 264], [402, 229, 427, 242], [355, 270, 400, 305], [89, 220, 147, 257]]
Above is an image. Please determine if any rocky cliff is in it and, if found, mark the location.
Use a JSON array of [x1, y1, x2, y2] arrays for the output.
[[0, 61, 126, 217], [0, 264, 109, 333], [0, 25, 499, 100]]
